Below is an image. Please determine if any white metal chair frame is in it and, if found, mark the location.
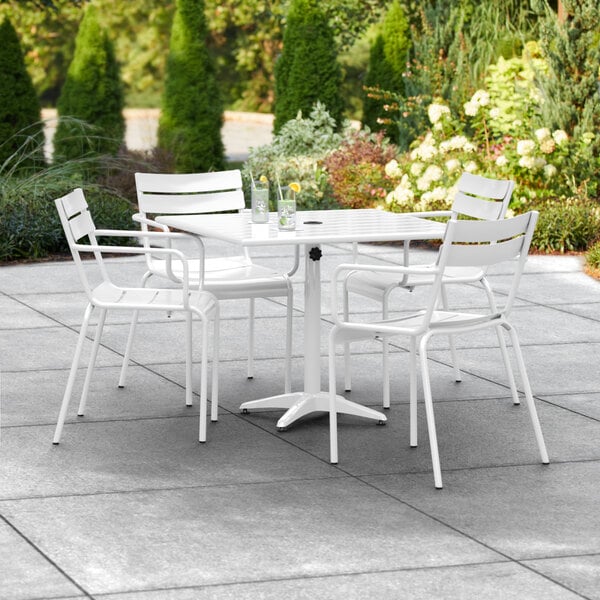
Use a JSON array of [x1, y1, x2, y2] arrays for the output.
[[343, 173, 516, 408], [53, 188, 219, 445], [328, 212, 549, 489], [120, 170, 296, 393]]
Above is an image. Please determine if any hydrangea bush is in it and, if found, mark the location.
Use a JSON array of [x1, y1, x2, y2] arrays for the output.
[[383, 44, 597, 215]]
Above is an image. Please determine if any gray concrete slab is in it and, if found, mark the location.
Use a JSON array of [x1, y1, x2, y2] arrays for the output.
[[0, 478, 501, 595], [1, 239, 599, 598], [98, 562, 585, 600], [523, 554, 600, 600], [0, 519, 83, 600], [256, 398, 600, 477], [363, 461, 600, 560], [428, 342, 600, 396], [0, 415, 335, 500]]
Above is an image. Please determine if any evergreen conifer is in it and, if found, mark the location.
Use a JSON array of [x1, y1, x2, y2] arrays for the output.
[[362, 1, 409, 142], [0, 17, 44, 169], [535, 0, 600, 164], [54, 4, 125, 162], [273, 0, 344, 133], [158, 0, 224, 172]]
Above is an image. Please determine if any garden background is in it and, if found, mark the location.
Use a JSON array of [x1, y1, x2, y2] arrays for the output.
[[1, 0, 599, 273]]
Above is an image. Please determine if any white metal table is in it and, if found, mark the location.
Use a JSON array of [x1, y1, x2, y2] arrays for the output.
[[157, 209, 446, 430]]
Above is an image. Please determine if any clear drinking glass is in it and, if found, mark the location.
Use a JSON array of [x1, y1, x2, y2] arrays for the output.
[[277, 186, 296, 231], [251, 180, 270, 223]]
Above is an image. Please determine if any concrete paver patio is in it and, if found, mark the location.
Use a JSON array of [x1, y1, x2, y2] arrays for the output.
[[1, 240, 599, 599]]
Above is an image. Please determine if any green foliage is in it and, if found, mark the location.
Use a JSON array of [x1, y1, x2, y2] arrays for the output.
[[362, 1, 410, 139], [158, 0, 224, 172], [586, 240, 600, 271], [533, 0, 600, 196], [0, 17, 44, 170], [273, 0, 344, 133], [0, 118, 139, 262], [54, 4, 125, 162], [0, 186, 135, 262], [0, 0, 81, 106], [531, 198, 600, 253], [323, 130, 398, 208], [244, 103, 343, 209]]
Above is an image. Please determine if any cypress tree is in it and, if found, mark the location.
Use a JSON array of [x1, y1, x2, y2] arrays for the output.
[[536, 0, 600, 149], [273, 0, 344, 133], [0, 17, 44, 170], [54, 4, 125, 162], [158, 0, 225, 173], [362, 1, 410, 141]]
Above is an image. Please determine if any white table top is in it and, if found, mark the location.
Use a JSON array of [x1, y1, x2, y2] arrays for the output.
[[156, 208, 446, 246]]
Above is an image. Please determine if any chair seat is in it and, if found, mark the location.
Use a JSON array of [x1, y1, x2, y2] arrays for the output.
[[345, 265, 485, 300], [92, 281, 218, 313], [336, 309, 501, 342], [148, 255, 290, 299]]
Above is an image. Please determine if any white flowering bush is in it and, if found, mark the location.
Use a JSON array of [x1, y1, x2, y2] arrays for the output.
[[383, 43, 596, 214], [384, 101, 481, 212]]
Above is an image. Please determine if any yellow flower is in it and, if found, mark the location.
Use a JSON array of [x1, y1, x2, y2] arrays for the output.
[[259, 175, 268, 183]]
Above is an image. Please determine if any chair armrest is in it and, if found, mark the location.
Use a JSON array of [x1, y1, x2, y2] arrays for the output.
[[331, 262, 440, 325], [95, 229, 206, 285], [74, 243, 203, 295], [132, 212, 169, 232]]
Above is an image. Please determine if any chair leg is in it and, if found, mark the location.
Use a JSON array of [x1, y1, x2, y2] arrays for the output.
[[118, 310, 138, 388], [506, 325, 549, 464], [185, 312, 193, 407], [441, 284, 461, 382], [77, 308, 107, 416], [409, 337, 418, 448], [199, 316, 209, 443], [342, 285, 351, 392], [53, 304, 94, 445], [284, 287, 293, 394], [382, 300, 391, 409], [247, 298, 255, 379], [482, 278, 519, 404], [496, 325, 520, 405], [210, 306, 220, 423], [118, 272, 151, 388], [329, 328, 339, 464], [418, 334, 443, 489]]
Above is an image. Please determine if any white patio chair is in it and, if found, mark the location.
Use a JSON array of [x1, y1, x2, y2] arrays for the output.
[[119, 170, 294, 395], [343, 172, 515, 407], [53, 188, 219, 445], [328, 212, 549, 488]]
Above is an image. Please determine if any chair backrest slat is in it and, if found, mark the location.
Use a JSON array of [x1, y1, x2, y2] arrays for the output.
[[430, 211, 538, 318], [451, 173, 514, 221], [55, 188, 108, 300], [69, 210, 96, 242], [60, 187, 89, 218], [446, 236, 525, 267], [136, 170, 245, 215]]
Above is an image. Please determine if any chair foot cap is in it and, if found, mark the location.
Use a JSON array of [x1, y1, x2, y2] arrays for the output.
[[247, 376, 254, 380], [52, 442, 59, 445], [118, 385, 124, 389]]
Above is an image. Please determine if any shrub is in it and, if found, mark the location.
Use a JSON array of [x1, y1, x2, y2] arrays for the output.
[[0, 127, 136, 263], [244, 103, 344, 210], [531, 199, 600, 254], [54, 4, 125, 162], [158, 0, 225, 173], [273, 0, 344, 133], [324, 130, 398, 209], [586, 241, 600, 272], [362, 1, 409, 141], [0, 17, 44, 171], [0, 186, 135, 262]]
